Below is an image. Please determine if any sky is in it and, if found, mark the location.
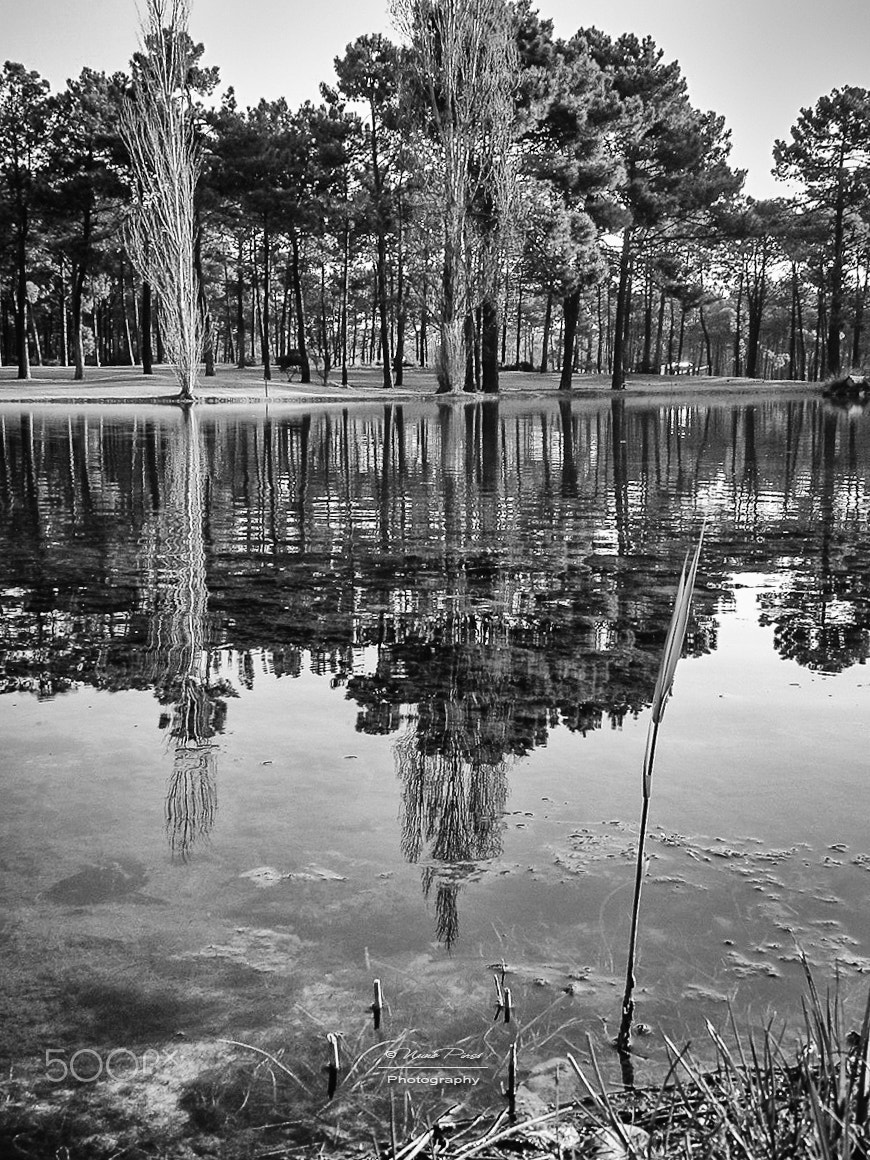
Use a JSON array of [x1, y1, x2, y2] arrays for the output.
[[4, 0, 869, 197]]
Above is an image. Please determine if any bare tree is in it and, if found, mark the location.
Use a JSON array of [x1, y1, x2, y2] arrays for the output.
[[120, 0, 203, 402], [392, 0, 518, 393]]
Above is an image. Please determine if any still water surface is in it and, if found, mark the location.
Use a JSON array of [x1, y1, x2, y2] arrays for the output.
[[1, 395, 869, 1107]]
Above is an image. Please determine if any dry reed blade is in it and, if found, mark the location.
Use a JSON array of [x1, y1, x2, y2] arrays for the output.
[[644, 522, 706, 796], [216, 1038, 311, 1095], [566, 1051, 608, 1113], [618, 524, 706, 1055]]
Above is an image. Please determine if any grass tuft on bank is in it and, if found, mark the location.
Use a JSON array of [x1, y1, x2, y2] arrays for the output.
[[3, 966, 869, 1158]]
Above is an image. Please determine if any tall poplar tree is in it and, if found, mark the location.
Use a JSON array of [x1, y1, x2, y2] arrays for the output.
[[120, 0, 204, 402], [392, 0, 518, 394]]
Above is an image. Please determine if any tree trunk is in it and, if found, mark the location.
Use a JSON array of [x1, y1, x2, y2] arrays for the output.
[[514, 280, 523, 365], [560, 291, 581, 390], [827, 155, 846, 377], [814, 284, 826, 381], [610, 226, 632, 389], [132, 271, 141, 363], [699, 304, 713, 375], [222, 258, 234, 363], [653, 288, 666, 373], [481, 295, 499, 393], [745, 292, 764, 378], [733, 268, 743, 376], [290, 228, 311, 383], [15, 224, 30, 380], [539, 287, 553, 373], [0, 294, 10, 365], [120, 253, 134, 364], [419, 273, 427, 367], [93, 302, 101, 367], [796, 276, 806, 380], [393, 202, 406, 386], [370, 98, 392, 390], [59, 257, 69, 366], [155, 308, 165, 364], [640, 264, 654, 372], [319, 247, 330, 383], [193, 205, 215, 377], [141, 279, 153, 375], [28, 302, 42, 366], [463, 311, 476, 392], [261, 224, 272, 381], [369, 279, 377, 363], [251, 244, 260, 364], [852, 261, 866, 369], [436, 192, 466, 393], [72, 266, 87, 380], [236, 234, 246, 368], [788, 264, 798, 380], [341, 221, 350, 387], [676, 304, 686, 366]]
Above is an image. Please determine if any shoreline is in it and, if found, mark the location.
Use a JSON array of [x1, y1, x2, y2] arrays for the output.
[[0, 365, 820, 409]]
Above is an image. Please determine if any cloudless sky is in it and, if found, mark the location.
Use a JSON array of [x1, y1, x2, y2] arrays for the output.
[[4, 0, 869, 196]]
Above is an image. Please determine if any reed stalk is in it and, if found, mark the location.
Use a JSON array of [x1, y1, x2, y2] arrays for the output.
[[507, 1043, 517, 1123], [327, 1032, 341, 1099], [616, 526, 706, 1057], [372, 978, 384, 1031]]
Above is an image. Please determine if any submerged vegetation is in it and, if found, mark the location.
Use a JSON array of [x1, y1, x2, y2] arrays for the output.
[[2, 967, 869, 1157]]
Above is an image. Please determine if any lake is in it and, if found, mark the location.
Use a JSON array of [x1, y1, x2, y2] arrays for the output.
[[1, 393, 869, 1135]]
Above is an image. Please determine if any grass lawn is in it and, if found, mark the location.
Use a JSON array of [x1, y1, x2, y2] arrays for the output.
[[0, 363, 815, 406]]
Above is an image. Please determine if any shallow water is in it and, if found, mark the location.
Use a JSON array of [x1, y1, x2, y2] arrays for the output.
[[1, 395, 869, 1123]]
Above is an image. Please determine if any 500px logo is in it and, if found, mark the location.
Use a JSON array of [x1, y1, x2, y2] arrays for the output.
[[44, 1047, 175, 1083]]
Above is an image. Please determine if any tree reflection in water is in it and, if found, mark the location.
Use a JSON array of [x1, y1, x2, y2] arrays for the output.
[[395, 681, 509, 949], [758, 409, 870, 671], [142, 409, 228, 858], [2, 398, 870, 898]]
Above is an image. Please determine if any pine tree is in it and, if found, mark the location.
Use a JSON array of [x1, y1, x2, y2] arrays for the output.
[[582, 31, 742, 389], [333, 35, 400, 389], [0, 62, 51, 379], [774, 86, 870, 377], [45, 69, 126, 380]]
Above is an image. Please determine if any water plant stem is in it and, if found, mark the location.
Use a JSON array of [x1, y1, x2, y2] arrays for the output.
[[616, 526, 705, 1057]]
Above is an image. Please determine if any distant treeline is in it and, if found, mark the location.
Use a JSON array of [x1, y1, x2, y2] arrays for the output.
[[0, 1, 868, 388]]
